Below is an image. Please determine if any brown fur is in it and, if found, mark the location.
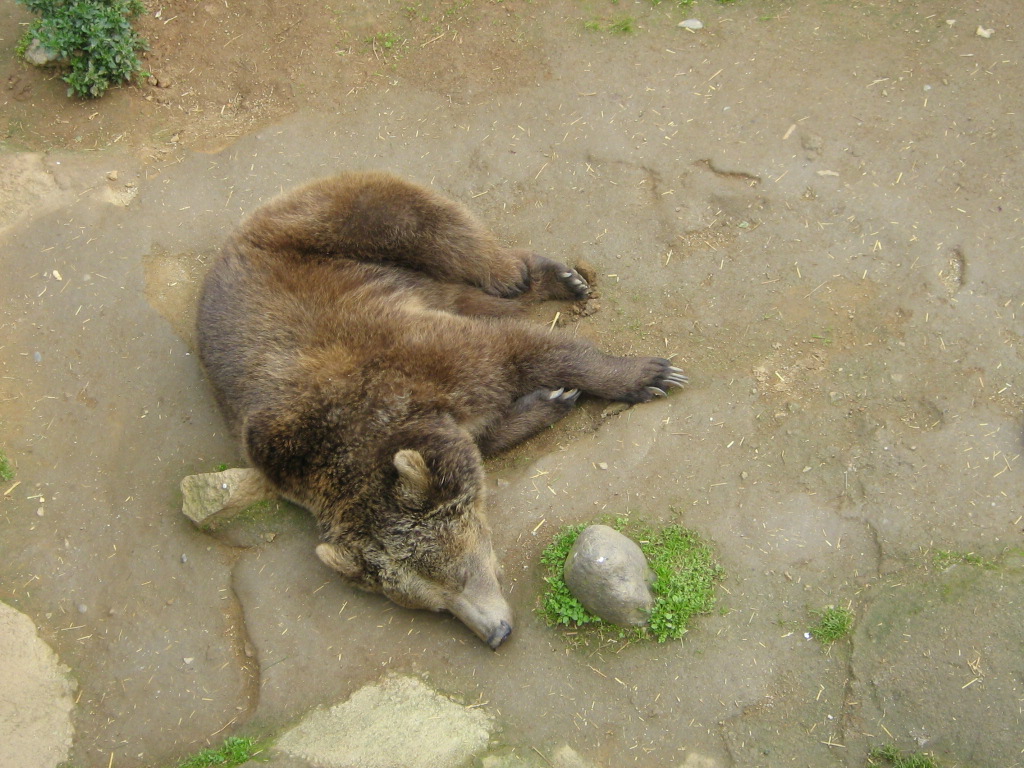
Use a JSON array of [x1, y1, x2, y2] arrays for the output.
[[196, 171, 686, 648]]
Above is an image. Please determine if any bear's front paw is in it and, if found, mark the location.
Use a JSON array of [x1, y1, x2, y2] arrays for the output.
[[619, 359, 688, 404], [522, 253, 591, 301]]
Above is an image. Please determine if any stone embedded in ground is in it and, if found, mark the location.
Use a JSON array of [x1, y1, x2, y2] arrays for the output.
[[563, 524, 656, 627], [180, 467, 277, 527], [23, 39, 62, 67], [0, 602, 75, 768], [275, 675, 493, 768]]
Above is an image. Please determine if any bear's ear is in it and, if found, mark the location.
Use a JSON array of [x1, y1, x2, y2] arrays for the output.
[[394, 449, 432, 499], [316, 542, 363, 581]]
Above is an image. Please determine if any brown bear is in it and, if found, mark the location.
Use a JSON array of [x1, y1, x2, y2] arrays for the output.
[[196, 171, 686, 649]]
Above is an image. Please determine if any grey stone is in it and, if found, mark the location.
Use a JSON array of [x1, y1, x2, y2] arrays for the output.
[[180, 467, 277, 527], [24, 39, 62, 68], [276, 675, 493, 768], [563, 525, 656, 627]]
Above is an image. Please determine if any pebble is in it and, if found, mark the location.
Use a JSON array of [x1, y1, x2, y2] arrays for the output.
[[597, 462, 609, 470], [180, 554, 188, 564], [23, 38, 61, 67], [77, 604, 87, 614], [678, 19, 703, 30], [33, 352, 42, 363]]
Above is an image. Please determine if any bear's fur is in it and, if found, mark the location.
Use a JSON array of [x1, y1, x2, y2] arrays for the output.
[[196, 171, 686, 648]]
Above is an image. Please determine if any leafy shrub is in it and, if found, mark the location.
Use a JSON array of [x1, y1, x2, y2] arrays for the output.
[[17, 0, 149, 98]]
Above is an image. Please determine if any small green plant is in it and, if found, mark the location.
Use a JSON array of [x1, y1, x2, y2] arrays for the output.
[[16, 0, 149, 98], [539, 521, 723, 645], [868, 744, 941, 768], [366, 31, 404, 52], [0, 449, 13, 483], [176, 736, 263, 768], [808, 605, 854, 643]]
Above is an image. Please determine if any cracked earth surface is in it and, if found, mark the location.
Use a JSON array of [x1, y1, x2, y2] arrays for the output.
[[1, 1, 1022, 766]]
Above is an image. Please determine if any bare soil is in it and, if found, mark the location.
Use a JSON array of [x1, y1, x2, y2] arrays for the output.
[[1, 1, 1022, 767]]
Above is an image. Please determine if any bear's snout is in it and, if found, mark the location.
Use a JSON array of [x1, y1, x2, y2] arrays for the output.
[[487, 620, 512, 650]]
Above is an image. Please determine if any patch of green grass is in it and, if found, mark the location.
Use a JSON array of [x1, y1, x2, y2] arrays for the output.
[[583, 17, 636, 34], [16, 0, 149, 98], [539, 520, 724, 645], [868, 744, 941, 768], [175, 736, 263, 768], [0, 449, 13, 483], [932, 549, 989, 570], [808, 605, 854, 643], [540, 524, 600, 627], [607, 17, 636, 34]]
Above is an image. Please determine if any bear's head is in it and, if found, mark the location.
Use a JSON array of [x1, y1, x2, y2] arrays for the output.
[[316, 446, 513, 649]]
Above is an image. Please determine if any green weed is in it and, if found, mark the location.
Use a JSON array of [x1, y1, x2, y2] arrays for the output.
[[868, 744, 941, 768], [808, 605, 854, 643], [0, 449, 13, 483], [539, 520, 723, 645], [175, 736, 263, 768], [16, 0, 149, 98], [366, 31, 405, 53]]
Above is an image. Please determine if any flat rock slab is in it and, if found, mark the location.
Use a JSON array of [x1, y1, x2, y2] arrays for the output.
[[0, 602, 75, 768], [180, 468, 277, 527], [275, 675, 493, 768]]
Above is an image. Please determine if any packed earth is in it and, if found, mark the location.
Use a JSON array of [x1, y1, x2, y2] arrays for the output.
[[0, 1, 1021, 767]]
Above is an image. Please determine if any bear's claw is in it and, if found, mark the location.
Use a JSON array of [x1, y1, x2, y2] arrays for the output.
[[615, 359, 690, 403], [557, 269, 590, 299], [546, 387, 582, 404]]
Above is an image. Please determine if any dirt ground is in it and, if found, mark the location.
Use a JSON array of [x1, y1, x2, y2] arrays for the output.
[[1, 0, 1022, 766]]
